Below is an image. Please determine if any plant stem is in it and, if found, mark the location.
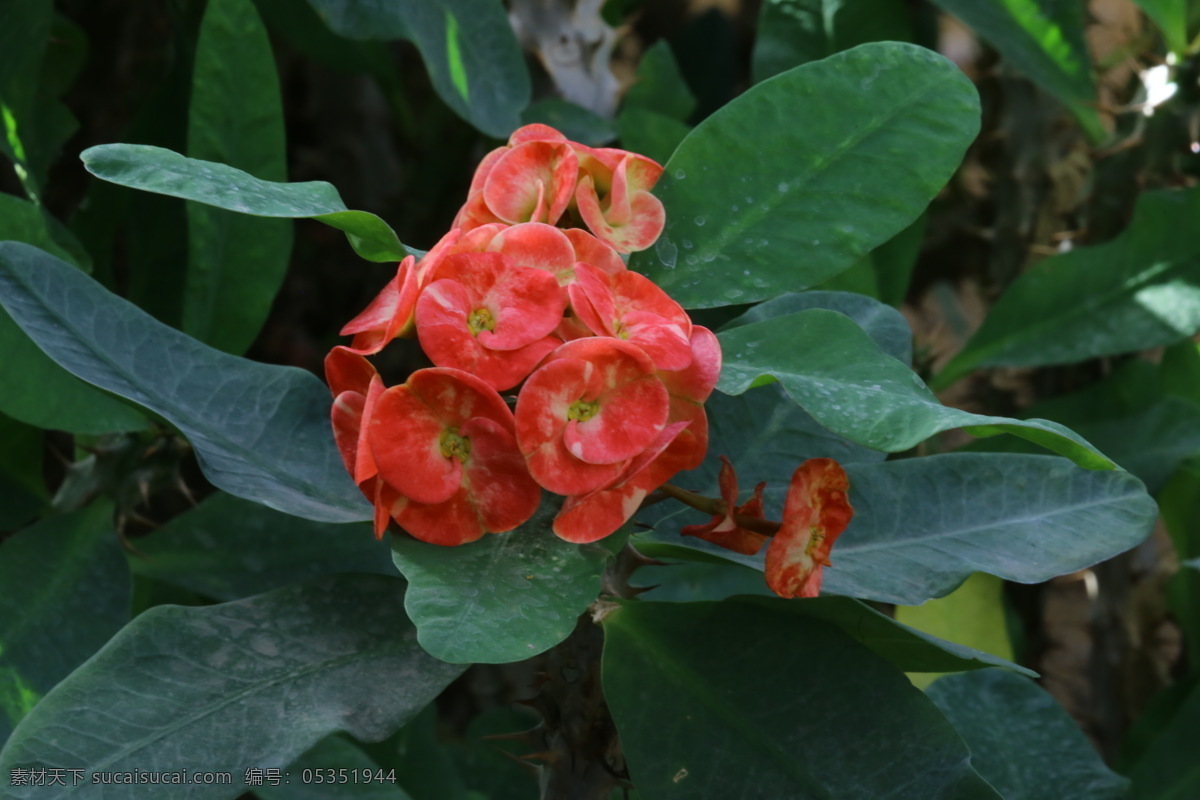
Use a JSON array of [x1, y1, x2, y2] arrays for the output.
[[657, 482, 782, 536]]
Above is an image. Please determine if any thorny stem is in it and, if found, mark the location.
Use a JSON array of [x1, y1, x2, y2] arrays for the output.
[[656, 482, 783, 536]]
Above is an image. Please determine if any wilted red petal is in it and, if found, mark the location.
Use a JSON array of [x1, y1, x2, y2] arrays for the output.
[[764, 458, 854, 599], [339, 256, 420, 353], [681, 457, 769, 556]]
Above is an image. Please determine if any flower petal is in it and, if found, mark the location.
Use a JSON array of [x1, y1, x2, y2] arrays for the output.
[[764, 458, 854, 599]]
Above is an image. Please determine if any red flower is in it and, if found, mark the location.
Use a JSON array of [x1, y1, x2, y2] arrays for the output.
[[681, 457, 770, 556], [453, 124, 578, 230], [515, 338, 670, 496], [338, 255, 420, 354], [415, 252, 564, 391], [366, 367, 541, 546], [764, 458, 854, 598], [569, 262, 693, 370], [573, 146, 665, 253]]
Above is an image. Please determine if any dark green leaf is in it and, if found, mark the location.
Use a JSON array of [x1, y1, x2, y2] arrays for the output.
[[722, 289, 913, 364], [630, 42, 979, 309], [133, 493, 393, 601], [928, 0, 1105, 141], [260, 736, 413, 800], [1136, 0, 1189, 54], [0, 196, 150, 434], [81, 144, 407, 262], [0, 501, 129, 742], [0, 0, 53, 198], [751, 0, 916, 83], [185, 0, 291, 354], [0, 575, 463, 799], [1127, 678, 1200, 798], [0, 242, 368, 523], [816, 213, 925, 306], [1161, 463, 1200, 670], [718, 308, 1115, 468], [625, 41, 695, 121], [616, 107, 691, 166], [304, 0, 530, 138], [0, 414, 46, 529], [927, 670, 1130, 800], [936, 187, 1200, 388], [391, 501, 617, 664], [602, 602, 1001, 799], [642, 453, 1156, 606]]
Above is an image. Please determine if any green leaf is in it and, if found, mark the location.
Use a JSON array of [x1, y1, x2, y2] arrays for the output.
[[132, 493, 393, 601], [718, 308, 1115, 469], [0, 414, 46, 529], [616, 107, 692, 166], [1127, 678, 1200, 798], [304, 0, 530, 138], [629, 42, 979, 309], [935, 187, 1200, 389], [0, 242, 368, 523], [1161, 463, 1200, 670], [1136, 0, 1189, 54], [260, 736, 413, 800], [0, 501, 129, 743], [625, 41, 696, 121], [0, 0, 53, 199], [391, 501, 617, 664], [927, 671, 1130, 800], [751, 0, 917, 83], [928, 0, 1105, 142], [185, 0, 291, 354], [602, 602, 1001, 799], [642, 453, 1156, 606], [80, 143, 407, 262], [0, 195, 150, 434], [0, 575, 463, 799], [895, 573, 1015, 688], [816, 213, 926, 306], [722, 289, 913, 364]]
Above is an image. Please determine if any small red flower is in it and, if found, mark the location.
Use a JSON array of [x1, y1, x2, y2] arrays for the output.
[[515, 338, 670, 496], [367, 368, 541, 546], [415, 252, 564, 391], [764, 458, 854, 598], [454, 124, 579, 230], [573, 147, 665, 253], [681, 457, 769, 556]]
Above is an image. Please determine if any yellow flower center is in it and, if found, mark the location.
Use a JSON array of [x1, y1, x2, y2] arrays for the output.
[[439, 428, 472, 462], [567, 400, 600, 423], [467, 307, 495, 336]]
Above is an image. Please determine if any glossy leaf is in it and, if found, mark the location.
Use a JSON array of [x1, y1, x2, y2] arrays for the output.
[[751, 0, 916, 83], [133, 493, 393, 601], [929, 0, 1105, 142], [602, 602, 1001, 799], [643, 453, 1156, 605], [391, 502, 617, 664], [0, 242, 369, 523], [895, 573, 1015, 688], [927, 670, 1130, 800], [718, 308, 1115, 469], [722, 289, 913, 364], [521, 98, 616, 146], [617, 108, 691, 166], [0, 195, 149, 434], [185, 0, 291, 354], [0, 575, 463, 800], [936, 187, 1200, 388], [1161, 463, 1200, 670], [1126, 679, 1200, 798], [81, 144, 407, 262], [304, 0, 529, 138], [630, 42, 979, 309], [0, 501, 129, 743]]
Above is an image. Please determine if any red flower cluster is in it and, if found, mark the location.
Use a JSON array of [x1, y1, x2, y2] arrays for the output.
[[327, 124, 719, 547]]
